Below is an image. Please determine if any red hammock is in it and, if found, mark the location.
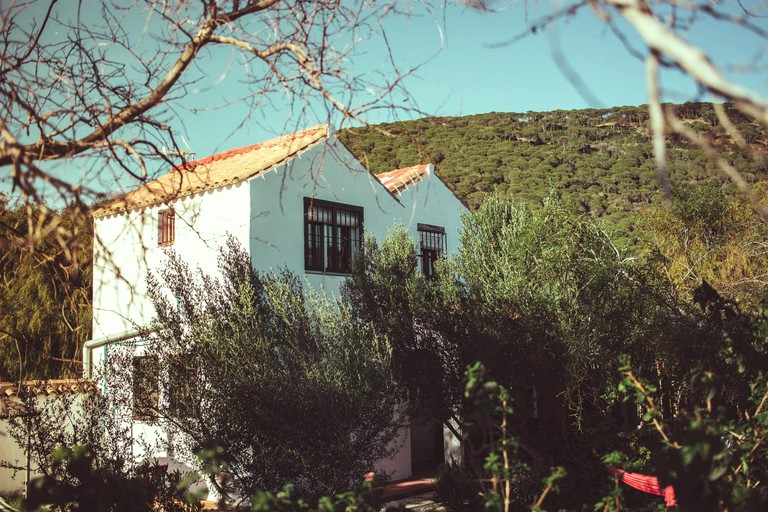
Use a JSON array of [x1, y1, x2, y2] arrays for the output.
[[606, 465, 677, 507]]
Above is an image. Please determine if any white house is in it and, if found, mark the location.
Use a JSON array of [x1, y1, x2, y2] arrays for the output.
[[84, 124, 467, 483]]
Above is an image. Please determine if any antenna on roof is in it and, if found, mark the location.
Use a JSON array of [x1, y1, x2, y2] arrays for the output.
[[159, 137, 196, 159], [181, 136, 197, 159]]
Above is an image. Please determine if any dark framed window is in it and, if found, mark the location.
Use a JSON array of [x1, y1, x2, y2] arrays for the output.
[[158, 209, 175, 247], [132, 355, 159, 421], [167, 355, 197, 419], [418, 223, 446, 279], [304, 198, 363, 274]]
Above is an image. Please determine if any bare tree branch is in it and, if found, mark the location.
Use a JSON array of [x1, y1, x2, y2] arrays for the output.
[[0, 0, 433, 259], [646, 51, 671, 198], [607, 0, 768, 124]]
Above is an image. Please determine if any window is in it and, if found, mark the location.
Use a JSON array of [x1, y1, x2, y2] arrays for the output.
[[304, 198, 363, 274], [418, 223, 446, 279], [158, 209, 175, 246], [133, 355, 159, 421], [168, 355, 197, 419]]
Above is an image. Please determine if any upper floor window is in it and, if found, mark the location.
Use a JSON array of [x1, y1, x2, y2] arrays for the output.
[[418, 223, 445, 279], [158, 209, 175, 247], [304, 198, 363, 274]]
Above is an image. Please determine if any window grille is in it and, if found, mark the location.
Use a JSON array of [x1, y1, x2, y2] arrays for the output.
[[168, 355, 197, 419], [158, 209, 175, 246], [304, 198, 363, 274], [418, 223, 446, 279], [132, 355, 159, 421]]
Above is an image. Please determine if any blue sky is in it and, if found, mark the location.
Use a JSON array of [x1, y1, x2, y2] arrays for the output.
[[168, 1, 768, 155], [7, 0, 768, 199]]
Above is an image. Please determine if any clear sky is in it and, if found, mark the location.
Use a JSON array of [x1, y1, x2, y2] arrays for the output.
[[6, 0, 768, 199]]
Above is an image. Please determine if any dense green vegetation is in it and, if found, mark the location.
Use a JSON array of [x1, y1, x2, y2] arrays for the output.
[[0, 197, 91, 380], [9, 195, 768, 511], [343, 197, 768, 510], [144, 239, 400, 497], [645, 182, 768, 308], [339, 102, 768, 239]]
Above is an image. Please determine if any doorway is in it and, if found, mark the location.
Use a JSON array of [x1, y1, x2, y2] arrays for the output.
[[410, 417, 445, 477]]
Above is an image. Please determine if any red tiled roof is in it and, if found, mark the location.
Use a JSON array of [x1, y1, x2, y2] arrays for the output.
[[375, 164, 430, 195], [93, 125, 329, 217], [0, 379, 98, 418]]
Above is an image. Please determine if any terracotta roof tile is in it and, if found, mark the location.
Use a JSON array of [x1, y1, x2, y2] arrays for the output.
[[93, 125, 329, 217], [375, 164, 430, 196], [0, 379, 98, 418]]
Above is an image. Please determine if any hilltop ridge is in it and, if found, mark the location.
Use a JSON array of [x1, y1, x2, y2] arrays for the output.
[[339, 103, 768, 236]]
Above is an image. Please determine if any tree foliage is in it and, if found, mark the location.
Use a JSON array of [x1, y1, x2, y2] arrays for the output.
[[0, 196, 91, 380], [617, 287, 768, 511], [341, 226, 463, 422], [643, 182, 768, 308], [346, 194, 767, 507], [144, 238, 401, 498]]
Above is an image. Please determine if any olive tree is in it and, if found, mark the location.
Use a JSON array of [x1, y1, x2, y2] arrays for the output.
[[142, 238, 401, 498], [344, 196, 732, 505]]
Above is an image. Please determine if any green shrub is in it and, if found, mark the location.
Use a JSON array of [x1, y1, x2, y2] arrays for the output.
[[434, 462, 483, 512], [22, 444, 201, 512]]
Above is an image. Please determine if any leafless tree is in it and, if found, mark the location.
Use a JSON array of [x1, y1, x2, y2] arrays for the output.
[[472, 0, 768, 221], [0, 0, 437, 258]]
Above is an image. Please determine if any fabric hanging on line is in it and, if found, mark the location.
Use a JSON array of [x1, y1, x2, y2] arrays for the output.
[[605, 465, 677, 507]]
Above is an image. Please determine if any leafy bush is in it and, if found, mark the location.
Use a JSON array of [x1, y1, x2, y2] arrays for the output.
[[616, 287, 768, 511], [434, 461, 483, 512], [249, 482, 380, 512], [22, 444, 200, 512]]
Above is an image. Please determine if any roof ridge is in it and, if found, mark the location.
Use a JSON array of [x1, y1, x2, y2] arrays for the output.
[[92, 124, 329, 217], [176, 124, 328, 173]]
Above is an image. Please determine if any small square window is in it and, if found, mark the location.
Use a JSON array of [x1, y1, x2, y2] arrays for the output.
[[158, 209, 175, 247], [418, 223, 445, 279]]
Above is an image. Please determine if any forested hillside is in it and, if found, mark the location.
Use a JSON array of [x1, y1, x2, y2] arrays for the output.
[[339, 103, 768, 237]]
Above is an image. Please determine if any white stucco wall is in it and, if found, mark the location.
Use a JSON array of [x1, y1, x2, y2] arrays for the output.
[[90, 184, 253, 472], [395, 171, 467, 263], [376, 425, 411, 482], [87, 128, 468, 485], [0, 394, 87, 493], [92, 182, 251, 341], [443, 420, 463, 466], [0, 415, 39, 493], [91, 131, 467, 353], [246, 133, 402, 296], [245, 132, 467, 298]]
